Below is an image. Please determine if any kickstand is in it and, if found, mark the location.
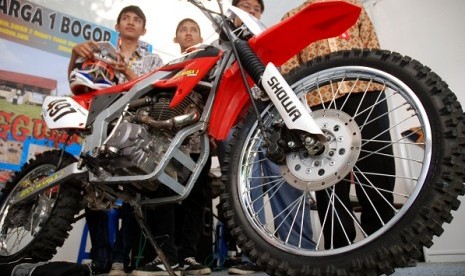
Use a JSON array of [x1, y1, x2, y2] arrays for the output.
[[132, 204, 177, 276]]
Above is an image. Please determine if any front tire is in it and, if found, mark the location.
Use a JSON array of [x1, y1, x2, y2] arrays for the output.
[[222, 49, 465, 275], [0, 150, 83, 263]]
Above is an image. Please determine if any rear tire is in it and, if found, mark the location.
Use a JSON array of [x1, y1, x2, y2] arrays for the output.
[[222, 49, 465, 275], [0, 150, 83, 262]]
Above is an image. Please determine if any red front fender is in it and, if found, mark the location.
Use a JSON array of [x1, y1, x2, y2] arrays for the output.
[[209, 1, 361, 140], [251, 1, 361, 66], [209, 63, 250, 140]]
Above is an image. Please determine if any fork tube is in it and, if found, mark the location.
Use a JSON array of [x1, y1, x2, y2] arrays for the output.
[[230, 38, 268, 139]]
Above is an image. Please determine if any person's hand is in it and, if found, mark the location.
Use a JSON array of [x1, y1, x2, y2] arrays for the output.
[[108, 59, 128, 73], [210, 136, 218, 150], [72, 41, 99, 60], [107, 52, 138, 80], [107, 52, 130, 74]]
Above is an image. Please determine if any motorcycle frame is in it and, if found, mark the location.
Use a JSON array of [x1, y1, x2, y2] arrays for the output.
[[11, 1, 361, 206]]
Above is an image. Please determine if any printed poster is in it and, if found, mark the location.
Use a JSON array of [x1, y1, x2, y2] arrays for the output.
[[0, 0, 118, 184]]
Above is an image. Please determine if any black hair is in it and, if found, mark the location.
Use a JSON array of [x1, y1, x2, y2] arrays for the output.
[[232, 0, 265, 12], [117, 5, 146, 28], [175, 18, 201, 36]]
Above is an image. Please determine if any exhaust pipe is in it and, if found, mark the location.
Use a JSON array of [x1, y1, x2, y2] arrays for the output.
[[136, 105, 200, 130]]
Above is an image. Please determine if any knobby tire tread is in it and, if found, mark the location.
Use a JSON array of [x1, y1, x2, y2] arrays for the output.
[[0, 150, 82, 262], [220, 49, 465, 276]]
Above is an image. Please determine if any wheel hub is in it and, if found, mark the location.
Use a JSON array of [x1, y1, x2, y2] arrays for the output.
[[25, 194, 53, 232], [5, 205, 32, 228], [281, 109, 361, 191]]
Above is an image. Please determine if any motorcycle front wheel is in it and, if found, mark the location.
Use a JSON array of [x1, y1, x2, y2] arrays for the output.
[[0, 150, 82, 262], [222, 49, 465, 276]]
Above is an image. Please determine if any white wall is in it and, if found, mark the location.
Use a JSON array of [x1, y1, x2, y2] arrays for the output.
[[365, 0, 465, 262], [52, 218, 89, 263], [366, 0, 465, 105]]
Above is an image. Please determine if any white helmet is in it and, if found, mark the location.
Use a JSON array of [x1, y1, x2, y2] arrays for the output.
[[69, 59, 118, 95]]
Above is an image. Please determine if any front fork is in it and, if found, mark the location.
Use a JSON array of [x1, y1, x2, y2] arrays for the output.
[[233, 40, 326, 162]]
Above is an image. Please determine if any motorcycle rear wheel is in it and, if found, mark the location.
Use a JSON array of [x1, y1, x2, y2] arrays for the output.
[[222, 49, 465, 275], [0, 150, 82, 262]]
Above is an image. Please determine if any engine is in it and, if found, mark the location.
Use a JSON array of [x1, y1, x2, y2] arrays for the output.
[[97, 91, 204, 190]]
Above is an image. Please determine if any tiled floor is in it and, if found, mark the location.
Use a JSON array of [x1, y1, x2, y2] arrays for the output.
[[98, 262, 465, 275]]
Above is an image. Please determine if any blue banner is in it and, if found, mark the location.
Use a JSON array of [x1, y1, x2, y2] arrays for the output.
[[0, 0, 119, 57]]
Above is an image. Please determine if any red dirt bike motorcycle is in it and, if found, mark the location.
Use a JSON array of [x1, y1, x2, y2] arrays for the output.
[[1, 1, 464, 275]]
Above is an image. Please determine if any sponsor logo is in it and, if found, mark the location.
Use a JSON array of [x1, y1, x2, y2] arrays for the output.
[[266, 76, 302, 122], [175, 69, 199, 78], [18, 170, 64, 199]]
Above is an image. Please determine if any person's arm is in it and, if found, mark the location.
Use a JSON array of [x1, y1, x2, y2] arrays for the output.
[[357, 5, 380, 49], [67, 52, 78, 80], [67, 41, 99, 79], [117, 52, 163, 81], [119, 65, 138, 81], [104, 52, 140, 81]]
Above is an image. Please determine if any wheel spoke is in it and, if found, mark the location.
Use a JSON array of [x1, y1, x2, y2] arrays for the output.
[[352, 168, 396, 226], [233, 64, 433, 257], [0, 164, 62, 257]]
